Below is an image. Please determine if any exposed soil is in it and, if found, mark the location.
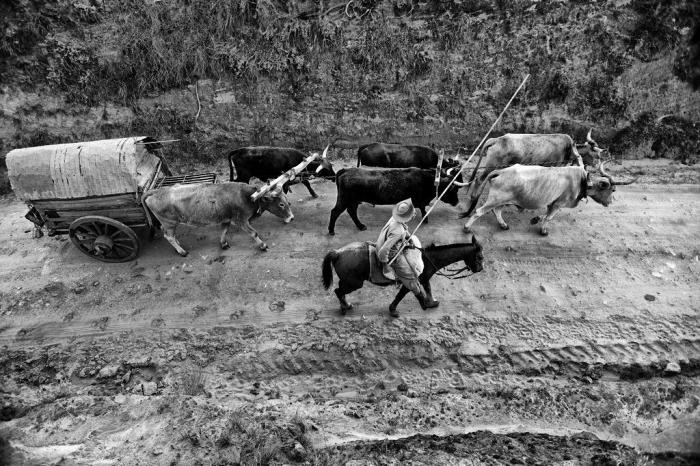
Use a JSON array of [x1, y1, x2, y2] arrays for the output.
[[0, 159, 699, 464]]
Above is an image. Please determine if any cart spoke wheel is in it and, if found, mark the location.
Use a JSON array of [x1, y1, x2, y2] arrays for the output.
[[69, 216, 140, 263]]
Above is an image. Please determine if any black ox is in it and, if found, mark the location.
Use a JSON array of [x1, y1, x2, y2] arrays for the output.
[[228, 146, 335, 198], [328, 167, 468, 235], [357, 143, 461, 170]]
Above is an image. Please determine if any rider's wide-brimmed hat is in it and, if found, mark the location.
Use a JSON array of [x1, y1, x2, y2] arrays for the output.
[[392, 198, 416, 223]]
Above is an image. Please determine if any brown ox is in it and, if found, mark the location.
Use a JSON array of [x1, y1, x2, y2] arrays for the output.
[[144, 182, 293, 256], [461, 162, 635, 236], [463, 130, 605, 216]]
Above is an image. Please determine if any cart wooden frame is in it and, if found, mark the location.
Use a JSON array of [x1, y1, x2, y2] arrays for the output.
[[5, 137, 216, 262]]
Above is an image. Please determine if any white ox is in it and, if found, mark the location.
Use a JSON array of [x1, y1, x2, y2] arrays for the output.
[[461, 162, 635, 236], [144, 182, 294, 256], [462, 130, 605, 216]]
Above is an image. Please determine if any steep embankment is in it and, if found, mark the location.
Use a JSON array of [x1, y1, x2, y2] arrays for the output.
[[1, 0, 699, 185]]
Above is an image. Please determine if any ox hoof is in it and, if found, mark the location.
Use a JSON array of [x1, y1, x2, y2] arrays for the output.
[[463, 225, 472, 233], [259, 244, 269, 251], [540, 229, 549, 236], [499, 224, 509, 231], [358, 225, 367, 231], [530, 216, 540, 225], [178, 251, 189, 257], [221, 242, 230, 250], [328, 231, 335, 236], [389, 307, 400, 318], [340, 304, 352, 315]]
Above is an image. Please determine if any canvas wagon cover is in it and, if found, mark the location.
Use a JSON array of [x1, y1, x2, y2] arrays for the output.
[[6, 137, 162, 200]]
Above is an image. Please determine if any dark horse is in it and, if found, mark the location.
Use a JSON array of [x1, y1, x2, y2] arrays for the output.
[[322, 237, 484, 315]]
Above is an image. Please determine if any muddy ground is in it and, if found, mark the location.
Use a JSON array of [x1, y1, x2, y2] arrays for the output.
[[0, 159, 699, 465]]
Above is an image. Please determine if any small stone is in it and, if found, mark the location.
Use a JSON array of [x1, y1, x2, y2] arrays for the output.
[[665, 362, 681, 373], [127, 356, 152, 367], [141, 381, 158, 396], [293, 442, 306, 457], [397, 382, 408, 392], [97, 364, 120, 379], [92, 281, 100, 287], [644, 294, 656, 301], [122, 371, 131, 384], [73, 285, 86, 295], [539, 284, 546, 293]]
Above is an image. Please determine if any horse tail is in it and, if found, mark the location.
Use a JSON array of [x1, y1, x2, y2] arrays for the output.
[[322, 250, 339, 289]]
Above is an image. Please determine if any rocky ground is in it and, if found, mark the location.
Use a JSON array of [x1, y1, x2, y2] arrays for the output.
[[0, 159, 699, 465]]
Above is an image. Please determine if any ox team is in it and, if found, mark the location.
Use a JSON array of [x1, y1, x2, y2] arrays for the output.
[[144, 131, 633, 316]]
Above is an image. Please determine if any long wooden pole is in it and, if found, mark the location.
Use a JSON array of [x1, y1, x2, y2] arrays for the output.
[[387, 74, 530, 266]]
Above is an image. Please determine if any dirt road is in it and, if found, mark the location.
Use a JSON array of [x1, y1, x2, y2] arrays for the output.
[[1, 160, 699, 464]]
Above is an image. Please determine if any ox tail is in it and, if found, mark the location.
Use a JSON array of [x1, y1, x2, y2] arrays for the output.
[[458, 170, 501, 219], [322, 250, 339, 289], [227, 150, 241, 181], [468, 138, 497, 182]]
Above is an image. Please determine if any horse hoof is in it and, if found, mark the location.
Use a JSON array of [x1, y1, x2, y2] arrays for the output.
[[499, 224, 509, 230], [328, 231, 335, 236], [540, 229, 549, 236], [389, 309, 399, 318], [463, 225, 472, 233], [221, 242, 230, 250], [260, 244, 269, 251], [358, 225, 367, 231], [178, 251, 189, 257]]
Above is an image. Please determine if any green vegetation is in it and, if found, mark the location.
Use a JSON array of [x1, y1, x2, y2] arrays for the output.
[[1, 0, 698, 167]]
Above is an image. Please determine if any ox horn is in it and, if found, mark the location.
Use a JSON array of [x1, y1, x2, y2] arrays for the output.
[[321, 144, 330, 159], [453, 179, 471, 187], [599, 161, 638, 186], [446, 167, 456, 176], [586, 128, 594, 143]]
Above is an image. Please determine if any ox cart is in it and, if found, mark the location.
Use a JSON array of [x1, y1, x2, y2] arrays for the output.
[[5, 137, 216, 262]]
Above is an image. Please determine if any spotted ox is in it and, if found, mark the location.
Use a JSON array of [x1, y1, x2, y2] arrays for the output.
[[460, 162, 636, 236], [463, 130, 605, 216], [144, 182, 293, 256]]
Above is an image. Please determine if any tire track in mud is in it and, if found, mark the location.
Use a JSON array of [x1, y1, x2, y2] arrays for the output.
[[223, 338, 700, 381], [218, 311, 700, 381]]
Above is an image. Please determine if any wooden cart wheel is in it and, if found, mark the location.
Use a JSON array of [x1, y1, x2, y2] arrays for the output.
[[69, 216, 140, 263]]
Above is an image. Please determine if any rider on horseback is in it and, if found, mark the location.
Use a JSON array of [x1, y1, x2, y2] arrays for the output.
[[376, 199, 438, 317]]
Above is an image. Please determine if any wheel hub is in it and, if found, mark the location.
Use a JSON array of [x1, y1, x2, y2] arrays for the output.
[[93, 235, 114, 255]]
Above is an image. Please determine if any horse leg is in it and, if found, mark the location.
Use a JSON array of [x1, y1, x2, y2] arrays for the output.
[[389, 286, 411, 315], [335, 279, 362, 315]]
